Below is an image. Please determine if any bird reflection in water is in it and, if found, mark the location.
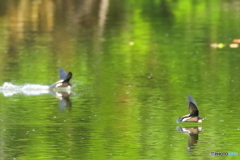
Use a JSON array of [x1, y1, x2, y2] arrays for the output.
[[176, 126, 203, 150], [50, 91, 72, 111]]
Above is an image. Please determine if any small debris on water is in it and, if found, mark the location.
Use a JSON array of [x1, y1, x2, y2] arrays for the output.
[[230, 43, 238, 48], [129, 41, 134, 46]]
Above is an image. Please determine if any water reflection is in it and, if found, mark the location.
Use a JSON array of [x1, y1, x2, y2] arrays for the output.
[[177, 126, 203, 150], [50, 91, 72, 110]]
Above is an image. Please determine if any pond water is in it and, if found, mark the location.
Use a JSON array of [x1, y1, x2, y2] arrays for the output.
[[0, 0, 240, 159]]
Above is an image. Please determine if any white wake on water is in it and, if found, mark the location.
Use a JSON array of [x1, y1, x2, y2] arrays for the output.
[[0, 82, 51, 96]]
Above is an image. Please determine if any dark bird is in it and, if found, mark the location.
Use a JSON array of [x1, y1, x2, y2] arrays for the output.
[[177, 95, 203, 123], [50, 67, 72, 89]]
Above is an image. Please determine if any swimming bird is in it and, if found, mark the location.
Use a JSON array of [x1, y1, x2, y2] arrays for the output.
[[50, 67, 72, 89], [176, 95, 203, 123]]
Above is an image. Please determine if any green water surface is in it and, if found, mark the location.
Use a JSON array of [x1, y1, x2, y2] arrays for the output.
[[0, 0, 240, 159]]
